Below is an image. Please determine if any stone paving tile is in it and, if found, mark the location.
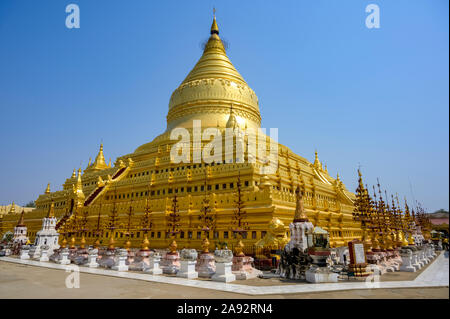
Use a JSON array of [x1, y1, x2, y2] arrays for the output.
[[0, 251, 448, 296]]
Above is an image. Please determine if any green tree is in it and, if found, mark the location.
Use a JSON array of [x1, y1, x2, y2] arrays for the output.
[[24, 201, 35, 208]]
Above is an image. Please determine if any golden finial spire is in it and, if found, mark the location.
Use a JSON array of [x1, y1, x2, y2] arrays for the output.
[[357, 169, 365, 190], [293, 186, 308, 222], [87, 157, 92, 167], [211, 8, 219, 35], [76, 168, 83, 190], [9, 201, 15, 214], [71, 168, 76, 178], [108, 158, 112, 167], [404, 196, 411, 218], [47, 201, 55, 218], [87, 143, 108, 171], [45, 183, 51, 194], [313, 150, 322, 170]]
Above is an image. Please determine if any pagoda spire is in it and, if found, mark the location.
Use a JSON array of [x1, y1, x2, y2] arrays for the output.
[[313, 150, 322, 170], [45, 183, 51, 194], [16, 209, 25, 227], [47, 201, 55, 218], [76, 168, 83, 191], [71, 168, 76, 178], [211, 8, 219, 35], [86, 143, 109, 171], [404, 197, 411, 218], [357, 169, 365, 191], [180, 13, 246, 86], [9, 201, 15, 214]]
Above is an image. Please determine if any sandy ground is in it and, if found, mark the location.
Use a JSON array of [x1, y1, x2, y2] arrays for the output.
[[0, 261, 448, 299]]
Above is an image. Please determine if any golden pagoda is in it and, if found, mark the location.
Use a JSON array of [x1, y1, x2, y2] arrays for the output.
[[3, 14, 362, 250]]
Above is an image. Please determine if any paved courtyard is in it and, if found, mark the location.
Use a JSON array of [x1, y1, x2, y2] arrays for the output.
[[0, 251, 448, 299]]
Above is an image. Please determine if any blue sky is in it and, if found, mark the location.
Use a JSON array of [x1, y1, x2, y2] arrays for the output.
[[0, 0, 448, 212]]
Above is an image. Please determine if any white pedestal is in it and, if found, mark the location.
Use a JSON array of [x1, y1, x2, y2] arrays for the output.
[[112, 249, 129, 271], [367, 264, 386, 275], [39, 249, 49, 262], [383, 263, 396, 272], [29, 247, 41, 260], [399, 255, 416, 272], [411, 252, 422, 270], [20, 249, 30, 260], [59, 250, 71, 265], [212, 262, 236, 283], [177, 260, 198, 279], [421, 251, 430, 264], [425, 246, 433, 259], [87, 250, 99, 268], [144, 255, 163, 275], [305, 268, 339, 283]]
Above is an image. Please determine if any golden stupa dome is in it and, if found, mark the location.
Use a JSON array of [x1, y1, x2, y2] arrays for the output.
[[166, 16, 261, 131]]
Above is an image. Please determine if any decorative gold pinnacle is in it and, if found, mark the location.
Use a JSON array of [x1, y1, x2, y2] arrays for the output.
[[80, 234, 86, 249], [46, 201, 55, 218], [293, 186, 308, 222], [61, 237, 67, 249], [70, 236, 76, 249], [201, 237, 210, 253], [141, 234, 150, 251], [108, 236, 115, 250], [234, 239, 245, 257], [169, 239, 177, 254], [211, 9, 219, 35]]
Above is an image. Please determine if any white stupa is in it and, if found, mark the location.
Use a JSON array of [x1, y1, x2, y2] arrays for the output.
[[12, 209, 29, 246], [33, 201, 60, 254]]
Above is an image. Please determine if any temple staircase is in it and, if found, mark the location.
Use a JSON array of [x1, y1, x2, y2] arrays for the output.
[[83, 165, 130, 207], [55, 212, 72, 231], [55, 199, 75, 231]]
